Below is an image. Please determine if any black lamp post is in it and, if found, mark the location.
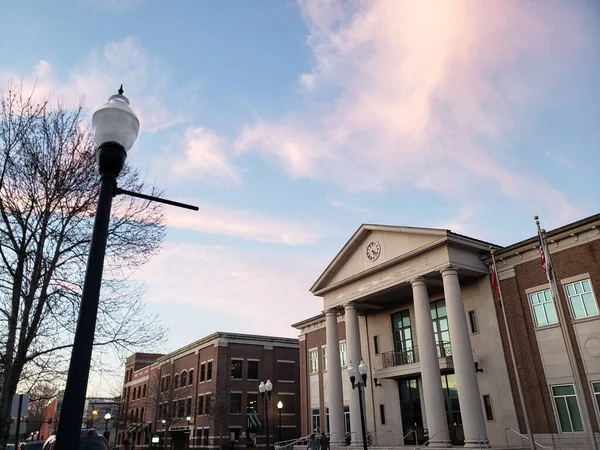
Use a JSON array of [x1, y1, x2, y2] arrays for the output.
[[276, 401, 283, 443], [55, 87, 198, 450], [104, 412, 111, 441], [259, 380, 273, 450], [347, 360, 368, 450]]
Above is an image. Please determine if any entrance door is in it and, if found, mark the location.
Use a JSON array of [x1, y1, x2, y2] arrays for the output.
[[441, 373, 464, 445], [398, 378, 424, 445]]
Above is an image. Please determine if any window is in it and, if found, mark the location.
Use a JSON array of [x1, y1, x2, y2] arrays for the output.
[[468, 311, 479, 334], [140, 407, 144, 421], [142, 385, 146, 398], [593, 382, 600, 413], [552, 384, 584, 432], [205, 394, 211, 415], [203, 428, 209, 446], [344, 406, 351, 433], [482, 395, 494, 421], [565, 279, 598, 319], [311, 409, 320, 433], [160, 377, 165, 393], [247, 361, 259, 380], [181, 371, 188, 386], [189, 369, 194, 385], [165, 375, 170, 390], [174, 374, 179, 389], [172, 401, 177, 417], [247, 393, 258, 414], [200, 363, 206, 382], [309, 350, 319, 373], [392, 309, 415, 361], [339, 342, 347, 367], [178, 399, 185, 418], [322, 347, 327, 372], [430, 301, 451, 356], [528, 289, 558, 326], [197, 395, 204, 415], [379, 404, 386, 425], [207, 361, 213, 380], [231, 360, 243, 379], [373, 336, 380, 355], [325, 407, 329, 433], [230, 393, 242, 414], [186, 398, 192, 417]]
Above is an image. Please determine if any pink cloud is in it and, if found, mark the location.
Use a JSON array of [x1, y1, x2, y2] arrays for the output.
[[235, 0, 588, 222]]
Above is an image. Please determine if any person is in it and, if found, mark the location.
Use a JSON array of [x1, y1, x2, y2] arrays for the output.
[[307, 434, 317, 450], [315, 432, 321, 450], [320, 432, 329, 450]]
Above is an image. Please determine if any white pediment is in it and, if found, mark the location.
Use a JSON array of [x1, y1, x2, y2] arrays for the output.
[[311, 225, 448, 293]]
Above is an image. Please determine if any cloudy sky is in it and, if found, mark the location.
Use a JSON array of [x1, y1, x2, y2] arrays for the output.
[[2, 0, 599, 394]]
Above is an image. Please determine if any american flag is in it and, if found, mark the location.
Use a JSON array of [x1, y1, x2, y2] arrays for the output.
[[490, 262, 501, 303], [538, 233, 553, 282]]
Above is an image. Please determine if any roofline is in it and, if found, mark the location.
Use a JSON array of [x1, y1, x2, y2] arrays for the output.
[[154, 332, 299, 364], [483, 213, 600, 261], [291, 313, 326, 329]]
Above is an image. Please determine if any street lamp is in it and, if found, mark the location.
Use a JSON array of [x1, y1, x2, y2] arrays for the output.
[[347, 360, 368, 450], [277, 401, 283, 443], [54, 88, 198, 450], [162, 419, 167, 450], [259, 380, 273, 450], [104, 413, 111, 441]]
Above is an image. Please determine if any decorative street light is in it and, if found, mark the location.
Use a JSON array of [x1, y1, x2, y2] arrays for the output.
[[347, 360, 369, 450], [259, 380, 273, 450], [277, 401, 283, 443], [104, 412, 111, 441], [55, 87, 198, 450]]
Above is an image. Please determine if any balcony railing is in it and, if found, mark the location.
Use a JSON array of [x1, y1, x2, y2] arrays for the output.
[[382, 341, 452, 368]]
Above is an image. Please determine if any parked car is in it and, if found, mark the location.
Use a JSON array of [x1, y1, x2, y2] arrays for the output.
[[42, 429, 111, 450], [19, 442, 44, 450]]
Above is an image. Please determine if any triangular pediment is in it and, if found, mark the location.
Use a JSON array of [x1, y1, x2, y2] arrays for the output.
[[311, 224, 449, 294]]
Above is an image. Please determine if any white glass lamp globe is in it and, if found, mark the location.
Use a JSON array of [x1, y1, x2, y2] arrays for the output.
[[277, 401, 283, 409], [104, 412, 111, 421], [259, 381, 265, 393], [92, 86, 140, 151], [265, 380, 273, 391], [358, 360, 368, 376]]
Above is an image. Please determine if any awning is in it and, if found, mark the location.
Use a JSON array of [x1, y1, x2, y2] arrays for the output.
[[247, 413, 262, 428], [141, 423, 152, 433]]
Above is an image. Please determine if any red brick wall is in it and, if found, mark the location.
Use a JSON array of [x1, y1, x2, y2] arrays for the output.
[[496, 239, 600, 433]]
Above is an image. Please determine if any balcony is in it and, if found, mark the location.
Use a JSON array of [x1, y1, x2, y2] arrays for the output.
[[376, 342, 453, 379]]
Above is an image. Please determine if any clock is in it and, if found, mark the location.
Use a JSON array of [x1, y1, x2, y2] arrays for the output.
[[366, 241, 381, 262]]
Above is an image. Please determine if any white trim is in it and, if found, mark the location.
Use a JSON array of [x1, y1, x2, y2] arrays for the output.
[[277, 360, 296, 364], [247, 358, 260, 362], [277, 380, 295, 383], [278, 392, 295, 396]]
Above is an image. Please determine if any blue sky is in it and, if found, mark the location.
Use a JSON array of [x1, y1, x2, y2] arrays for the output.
[[1, 0, 599, 394]]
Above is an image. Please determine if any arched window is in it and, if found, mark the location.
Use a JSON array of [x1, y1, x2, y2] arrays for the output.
[[180, 371, 187, 386], [135, 408, 139, 422], [142, 384, 147, 397], [174, 374, 179, 389], [137, 387, 141, 399], [188, 369, 194, 385], [140, 407, 145, 422]]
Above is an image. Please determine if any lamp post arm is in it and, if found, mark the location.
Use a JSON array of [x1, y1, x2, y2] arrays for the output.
[[115, 188, 199, 211]]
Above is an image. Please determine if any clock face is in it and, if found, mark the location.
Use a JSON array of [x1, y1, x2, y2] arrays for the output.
[[366, 241, 381, 262]]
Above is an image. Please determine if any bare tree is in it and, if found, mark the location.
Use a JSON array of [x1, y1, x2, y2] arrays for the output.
[[0, 84, 167, 449], [206, 389, 230, 449], [147, 367, 177, 450]]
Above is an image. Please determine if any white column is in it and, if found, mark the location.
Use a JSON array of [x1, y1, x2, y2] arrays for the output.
[[344, 303, 363, 444], [411, 277, 451, 447], [325, 310, 345, 444], [441, 266, 489, 447]]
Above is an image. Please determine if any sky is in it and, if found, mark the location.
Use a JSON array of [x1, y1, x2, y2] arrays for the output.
[[1, 0, 599, 396]]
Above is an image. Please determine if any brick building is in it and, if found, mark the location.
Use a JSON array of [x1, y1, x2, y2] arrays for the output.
[[293, 214, 600, 449], [118, 333, 300, 450]]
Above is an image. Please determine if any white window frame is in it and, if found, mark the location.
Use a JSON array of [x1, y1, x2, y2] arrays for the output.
[[309, 349, 319, 374], [592, 381, 600, 420], [564, 278, 598, 319], [322, 346, 327, 372], [527, 288, 558, 327], [551, 384, 584, 433], [339, 341, 347, 367]]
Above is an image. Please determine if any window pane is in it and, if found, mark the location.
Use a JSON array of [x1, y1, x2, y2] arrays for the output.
[[230, 393, 242, 414], [571, 298, 586, 318], [231, 360, 243, 379], [200, 364, 206, 382], [566, 396, 584, 432], [248, 361, 259, 380], [574, 282, 582, 294], [566, 284, 576, 296], [593, 382, 600, 394], [247, 393, 258, 414], [553, 385, 575, 396], [197, 396, 204, 415], [402, 312, 410, 327], [544, 302, 557, 324], [554, 397, 572, 432], [207, 361, 213, 380], [437, 302, 447, 318], [529, 294, 538, 305], [582, 293, 598, 316], [582, 280, 591, 292], [534, 305, 547, 326], [544, 290, 552, 302]]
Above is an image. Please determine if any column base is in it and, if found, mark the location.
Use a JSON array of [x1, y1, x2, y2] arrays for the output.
[[427, 440, 453, 448], [463, 439, 490, 448]]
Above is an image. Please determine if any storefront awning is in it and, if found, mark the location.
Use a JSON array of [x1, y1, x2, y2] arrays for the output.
[[247, 413, 262, 428]]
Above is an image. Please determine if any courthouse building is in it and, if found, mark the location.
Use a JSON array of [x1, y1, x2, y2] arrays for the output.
[[293, 214, 600, 449], [118, 333, 300, 450]]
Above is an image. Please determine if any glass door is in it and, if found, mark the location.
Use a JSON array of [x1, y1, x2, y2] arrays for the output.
[[398, 378, 424, 445]]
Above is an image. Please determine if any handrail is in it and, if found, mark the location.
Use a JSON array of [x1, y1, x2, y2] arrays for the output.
[[505, 428, 552, 449], [420, 430, 448, 448], [477, 429, 491, 448], [274, 434, 312, 448], [371, 430, 394, 448], [401, 429, 417, 445]]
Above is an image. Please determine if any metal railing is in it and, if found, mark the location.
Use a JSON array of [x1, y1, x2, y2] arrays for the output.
[[274, 434, 312, 450], [421, 430, 450, 449], [477, 428, 491, 448], [382, 341, 453, 368], [505, 428, 553, 449]]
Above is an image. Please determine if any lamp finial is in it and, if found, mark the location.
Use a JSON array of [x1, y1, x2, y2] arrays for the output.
[[118, 84, 124, 95]]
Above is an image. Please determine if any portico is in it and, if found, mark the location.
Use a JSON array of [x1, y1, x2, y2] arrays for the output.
[[309, 225, 510, 448]]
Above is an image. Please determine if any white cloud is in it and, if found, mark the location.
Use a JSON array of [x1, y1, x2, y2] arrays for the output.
[[134, 243, 325, 336], [235, 0, 587, 224], [165, 202, 324, 245], [86, 0, 142, 13], [169, 127, 240, 185], [0, 37, 185, 134], [327, 195, 370, 213]]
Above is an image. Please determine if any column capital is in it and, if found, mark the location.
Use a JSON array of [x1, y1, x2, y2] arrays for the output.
[[324, 309, 338, 318], [343, 302, 357, 312], [440, 265, 459, 277], [410, 276, 426, 287]]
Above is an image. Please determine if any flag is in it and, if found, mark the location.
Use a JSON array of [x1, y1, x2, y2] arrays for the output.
[[490, 263, 501, 302], [537, 232, 554, 282]]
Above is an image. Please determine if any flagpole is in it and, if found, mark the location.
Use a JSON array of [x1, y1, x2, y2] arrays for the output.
[[535, 216, 598, 450], [490, 246, 535, 450]]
